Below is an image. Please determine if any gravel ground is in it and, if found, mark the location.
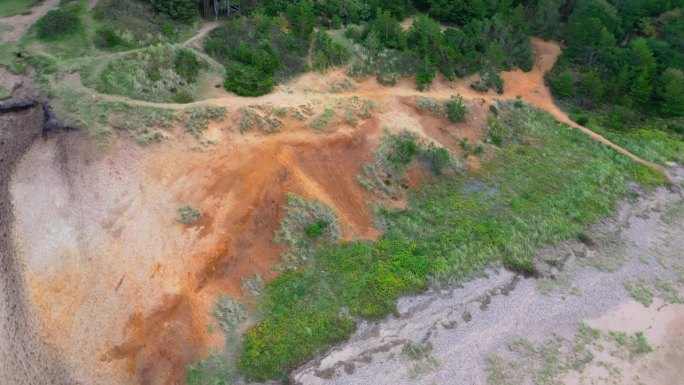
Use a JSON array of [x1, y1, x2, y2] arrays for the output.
[[292, 166, 684, 385]]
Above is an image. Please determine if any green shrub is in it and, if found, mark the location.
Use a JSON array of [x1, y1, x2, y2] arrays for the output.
[[94, 27, 127, 49], [178, 205, 200, 224], [312, 30, 351, 71], [36, 9, 80, 39], [148, 0, 197, 21], [416, 65, 436, 91], [305, 220, 328, 238], [174, 48, 205, 82], [223, 61, 274, 97], [445, 94, 467, 123], [172, 90, 193, 103], [420, 143, 450, 175], [387, 138, 418, 168]]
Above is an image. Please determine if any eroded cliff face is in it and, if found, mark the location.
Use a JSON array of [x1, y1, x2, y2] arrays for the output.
[[0, 95, 78, 385]]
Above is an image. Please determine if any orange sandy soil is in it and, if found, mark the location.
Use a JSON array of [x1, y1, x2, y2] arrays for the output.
[[8, 37, 664, 385]]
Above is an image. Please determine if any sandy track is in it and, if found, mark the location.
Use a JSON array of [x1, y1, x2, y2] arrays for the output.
[[0, 0, 61, 43], [66, 37, 664, 175]]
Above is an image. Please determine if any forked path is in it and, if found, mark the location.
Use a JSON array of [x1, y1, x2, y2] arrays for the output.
[[71, 36, 666, 176]]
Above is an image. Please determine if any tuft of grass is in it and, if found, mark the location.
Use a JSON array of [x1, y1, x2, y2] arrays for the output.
[[273, 194, 341, 271], [239, 102, 667, 381], [306, 108, 336, 130], [178, 205, 200, 225], [187, 352, 232, 385], [241, 275, 264, 298], [184, 106, 226, 138], [416, 97, 442, 117], [212, 294, 247, 334]]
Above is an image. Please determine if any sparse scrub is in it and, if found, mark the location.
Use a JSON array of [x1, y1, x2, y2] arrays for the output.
[[488, 323, 653, 384], [184, 106, 226, 138], [419, 143, 451, 175], [416, 97, 442, 117], [625, 277, 684, 307], [178, 205, 200, 225], [273, 193, 341, 271], [241, 275, 264, 298], [306, 108, 336, 130], [328, 78, 355, 93], [96, 45, 207, 102], [237, 105, 283, 134], [212, 294, 247, 334]]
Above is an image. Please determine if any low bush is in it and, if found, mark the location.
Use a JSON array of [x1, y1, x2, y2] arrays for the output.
[[36, 8, 80, 39], [94, 27, 128, 49], [419, 143, 450, 175], [178, 205, 200, 224], [312, 30, 351, 71], [445, 94, 467, 122]]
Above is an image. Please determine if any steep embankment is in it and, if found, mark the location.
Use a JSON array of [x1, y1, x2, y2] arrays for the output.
[[0, 93, 78, 385]]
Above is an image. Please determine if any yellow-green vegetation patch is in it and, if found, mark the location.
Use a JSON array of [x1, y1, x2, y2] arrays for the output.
[[487, 324, 652, 385], [52, 88, 177, 147], [235, 102, 667, 381], [96, 45, 208, 102]]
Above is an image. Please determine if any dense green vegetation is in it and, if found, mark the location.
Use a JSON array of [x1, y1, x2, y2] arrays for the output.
[[543, 0, 684, 161], [237, 102, 666, 381], [92, 0, 197, 47]]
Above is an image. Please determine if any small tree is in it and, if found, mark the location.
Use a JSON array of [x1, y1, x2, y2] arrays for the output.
[[445, 94, 467, 122], [149, 0, 197, 21], [658, 68, 684, 117]]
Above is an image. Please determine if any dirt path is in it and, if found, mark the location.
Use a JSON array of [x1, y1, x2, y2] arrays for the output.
[[0, 0, 60, 43], [293, 167, 684, 385], [183, 21, 219, 47], [62, 37, 665, 175]]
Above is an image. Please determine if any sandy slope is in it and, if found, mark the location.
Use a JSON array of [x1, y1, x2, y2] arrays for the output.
[[1, 14, 676, 385]]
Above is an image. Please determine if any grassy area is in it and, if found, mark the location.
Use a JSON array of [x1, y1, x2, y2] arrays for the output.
[[0, 0, 42, 17], [95, 45, 208, 103], [236, 102, 667, 381], [566, 108, 684, 166]]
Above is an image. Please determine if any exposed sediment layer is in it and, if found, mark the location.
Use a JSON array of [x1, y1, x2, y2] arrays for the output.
[[0, 97, 78, 385]]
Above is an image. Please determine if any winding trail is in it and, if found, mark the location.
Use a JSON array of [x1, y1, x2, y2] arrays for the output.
[[0, 0, 61, 43], [66, 36, 664, 175]]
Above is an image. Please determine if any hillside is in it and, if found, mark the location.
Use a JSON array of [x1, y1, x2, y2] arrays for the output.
[[0, 1, 682, 385]]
